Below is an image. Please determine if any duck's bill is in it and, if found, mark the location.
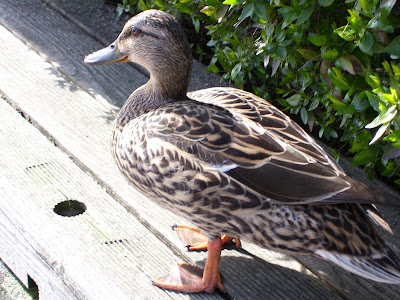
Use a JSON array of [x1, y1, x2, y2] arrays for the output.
[[84, 40, 128, 65]]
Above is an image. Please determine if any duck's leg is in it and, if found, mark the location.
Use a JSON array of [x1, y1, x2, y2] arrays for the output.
[[172, 225, 241, 250], [153, 238, 225, 293]]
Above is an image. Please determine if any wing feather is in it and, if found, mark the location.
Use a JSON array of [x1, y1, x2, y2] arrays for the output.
[[140, 87, 354, 205]]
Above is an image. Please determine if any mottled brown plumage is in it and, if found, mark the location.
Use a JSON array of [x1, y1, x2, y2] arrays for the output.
[[85, 9, 400, 292]]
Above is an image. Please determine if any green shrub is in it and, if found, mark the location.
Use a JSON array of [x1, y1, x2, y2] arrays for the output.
[[117, 0, 400, 188]]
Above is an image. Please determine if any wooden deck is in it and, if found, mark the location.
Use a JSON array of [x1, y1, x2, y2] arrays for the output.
[[0, 0, 400, 299]]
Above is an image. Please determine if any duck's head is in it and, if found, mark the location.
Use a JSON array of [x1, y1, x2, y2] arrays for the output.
[[84, 10, 192, 98]]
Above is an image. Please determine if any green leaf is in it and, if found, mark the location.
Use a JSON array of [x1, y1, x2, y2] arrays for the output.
[[335, 25, 359, 41], [368, 75, 382, 88], [385, 35, 400, 57], [319, 127, 324, 138], [253, 1, 268, 21], [175, 2, 192, 14], [294, 30, 304, 44], [309, 98, 320, 111], [223, 0, 245, 4], [324, 127, 337, 139], [233, 74, 244, 89], [369, 123, 390, 144], [326, 95, 348, 114], [275, 27, 286, 42], [351, 94, 369, 111], [217, 5, 229, 22], [281, 12, 298, 28], [338, 56, 355, 75], [205, 64, 220, 73], [300, 107, 308, 124], [365, 91, 381, 111], [354, 130, 373, 143], [348, 9, 361, 25], [359, 0, 375, 13], [271, 58, 281, 76], [370, 41, 386, 54], [330, 129, 338, 138], [382, 91, 397, 105], [200, 6, 215, 17], [296, 5, 314, 25], [297, 49, 318, 60], [231, 63, 242, 79], [280, 40, 292, 47], [339, 55, 363, 75], [308, 34, 327, 46], [205, 0, 221, 6], [286, 94, 302, 106], [280, 73, 296, 85], [138, 0, 148, 10], [116, 5, 126, 17], [239, 2, 254, 20], [276, 46, 287, 59], [318, 0, 334, 7], [359, 32, 374, 53], [349, 142, 365, 153], [365, 106, 397, 128], [322, 49, 338, 61], [193, 18, 200, 33], [328, 67, 351, 90], [382, 60, 392, 73], [384, 130, 400, 143], [352, 148, 378, 166], [299, 70, 312, 89], [380, 0, 396, 19], [381, 160, 398, 175], [207, 39, 218, 47], [263, 55, 270, 68]]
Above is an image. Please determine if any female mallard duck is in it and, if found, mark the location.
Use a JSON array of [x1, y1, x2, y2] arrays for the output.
[[85, 9, 400, 293]]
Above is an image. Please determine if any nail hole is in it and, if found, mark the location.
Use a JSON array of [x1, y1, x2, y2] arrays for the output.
[[104, 239, 128, 245], [25, 162, 49, 170], [54, 200, 86, 217]]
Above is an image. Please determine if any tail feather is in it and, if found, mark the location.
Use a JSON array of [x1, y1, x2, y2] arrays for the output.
[[316, 248, 400, 284], [361, 204, 393, 234], [341, 176, 400, 207]]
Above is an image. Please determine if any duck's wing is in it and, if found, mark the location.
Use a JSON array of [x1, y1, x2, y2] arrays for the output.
[[142, 88, 398, 206], [188, 88, 347, 203]]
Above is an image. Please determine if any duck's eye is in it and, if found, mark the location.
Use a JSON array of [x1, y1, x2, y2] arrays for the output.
[[131, 26, 142, 36]]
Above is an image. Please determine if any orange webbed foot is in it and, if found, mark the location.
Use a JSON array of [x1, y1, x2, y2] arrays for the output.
[[172, 225, 241, 250], [153, 239, 225, 293]]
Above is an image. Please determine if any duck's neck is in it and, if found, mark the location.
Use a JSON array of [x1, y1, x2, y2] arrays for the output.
[[114, 63, 191, 131]]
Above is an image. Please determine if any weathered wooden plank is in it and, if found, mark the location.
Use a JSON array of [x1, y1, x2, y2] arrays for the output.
[[0, 97, 220, 300], [0, 0, 146, 114]]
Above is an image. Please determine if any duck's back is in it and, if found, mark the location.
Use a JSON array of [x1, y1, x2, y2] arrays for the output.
[[113, 87, 400, 216]]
